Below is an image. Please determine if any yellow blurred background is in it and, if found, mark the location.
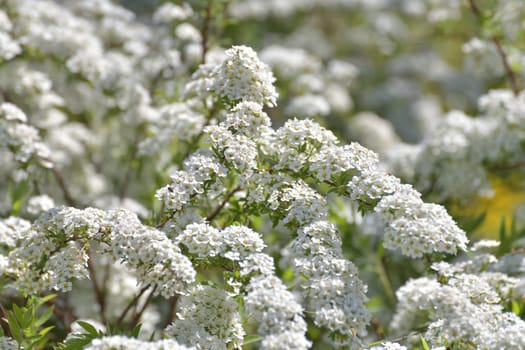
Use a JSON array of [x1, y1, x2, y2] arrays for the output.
[[451, 172, 525, 239]]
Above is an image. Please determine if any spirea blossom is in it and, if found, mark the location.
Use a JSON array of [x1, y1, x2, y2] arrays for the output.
[[177, 223, 265, 261], [210, 45, 278, 107], [287, 221, 370, 348], [84, 336, 193, 350], [245, 275, 310, 350], [7, 207, 196, 297], [0, 102, 51, 165], [165, 285, 244, 350], [392, 274, 525, 349], [374, 185, 468, 257]]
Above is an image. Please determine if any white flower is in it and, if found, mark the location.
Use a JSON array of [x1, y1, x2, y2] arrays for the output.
[[245, 275, 309, 343], [210, 45, 278, 107], [84, 335, 193, 350], [26, 194, 55, 215], [166, 285, 244, 350]]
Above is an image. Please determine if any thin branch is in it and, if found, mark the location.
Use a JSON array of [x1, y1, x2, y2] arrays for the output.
[[87, 251, 107, 325], [116, 284, 151, 326], [467, 0, 520, 95], [161, 296, 179, 328], [206, 186, 241, 222], [200, 0, 214, 65], [371, 318, 385, 340], [130, 285, 157, 328], [51, 167, 77, 207], [466, 0, 481, 16], [492, 36, 520, 96]]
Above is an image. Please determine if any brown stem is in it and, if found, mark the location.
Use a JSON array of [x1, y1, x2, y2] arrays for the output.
[[371, 318, 385, 340], [130, 285, 157, 328], [492, 36, 520, 96], [51, 167, 76, 207], [200, 1, 214, 65], [87, 251, 107, 325], [466, 0, 480, 15], [0, 303, 10, 337], [467, 0, 520, 95], [161, 296, 179, 328], [47, 294, 75, 333], [61, 293, 76, 332], [116, 284, 151, 326], [206, 186, 241, 222]]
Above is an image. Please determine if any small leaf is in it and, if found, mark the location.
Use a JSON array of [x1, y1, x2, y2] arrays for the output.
[[511, 300, 521, 315], [38, 325, 54, 337], [12, 304, 23, 324], [130, 324, 142, 338], [6, 313, 22, 343], [243, 335, 262, 345], [35, 305, 54, 328], [37, 294, 57, 307], [420, 335, 430, 350], [77, 321, 99, 336]]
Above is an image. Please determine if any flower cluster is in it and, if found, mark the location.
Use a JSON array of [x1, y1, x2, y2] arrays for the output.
[[165, 285, 244, 350], [245, 275, 311, 350], [392, 274, 525, 349], [177, 223, 265, 261], [287, 221, 370, 348], [84, 336, 192, 350], [5, 207, 195, 297], [0, 103, 51, 166], [210, 45, 278, 107]]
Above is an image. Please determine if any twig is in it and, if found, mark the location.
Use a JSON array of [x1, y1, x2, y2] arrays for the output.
[[87, 251, 107, 325], [130, 285, 157, 328], [206, 186, 241, 222], [375, 254, 397, 308], [466, 0, 480, 16], [467, 0, 520, 95], [371, 318, 385, 340], [492, 36, 520, 96], [200, 1, 214, 65], [116, 284, 151, 326], [0, 303, 10, 337], [161, 296, 179, 328], [51, 167, 77, 207]]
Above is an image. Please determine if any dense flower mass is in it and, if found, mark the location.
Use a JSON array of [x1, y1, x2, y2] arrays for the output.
[[210, 45, 278, 107], [1, 0, 525, 349]]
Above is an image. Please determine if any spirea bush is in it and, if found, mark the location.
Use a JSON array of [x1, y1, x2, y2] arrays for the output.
[[1, 0, 525, 349]]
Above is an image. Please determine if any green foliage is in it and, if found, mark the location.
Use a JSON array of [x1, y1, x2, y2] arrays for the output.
[[58, 321, 143, 350], [498, 216, 525, 256], [2, 294, 55, 350]]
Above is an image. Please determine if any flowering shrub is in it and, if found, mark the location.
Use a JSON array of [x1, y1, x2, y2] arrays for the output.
[[1, 0, 525, 349]]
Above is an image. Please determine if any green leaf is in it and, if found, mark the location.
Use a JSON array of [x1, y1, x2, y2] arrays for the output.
[[243, 335, 262, 345], [76, 321, 99, 336], [37, 294, 57, 307], [38, 325, 54, 337], [12, 304, 23, 324], [511, 300, 521, 315], [130, 324, 142, 338], [35, 305, 54, 328], [420, 335, 430, 350], [63, 335, 97, 350], [6, 312, 22, 343]]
